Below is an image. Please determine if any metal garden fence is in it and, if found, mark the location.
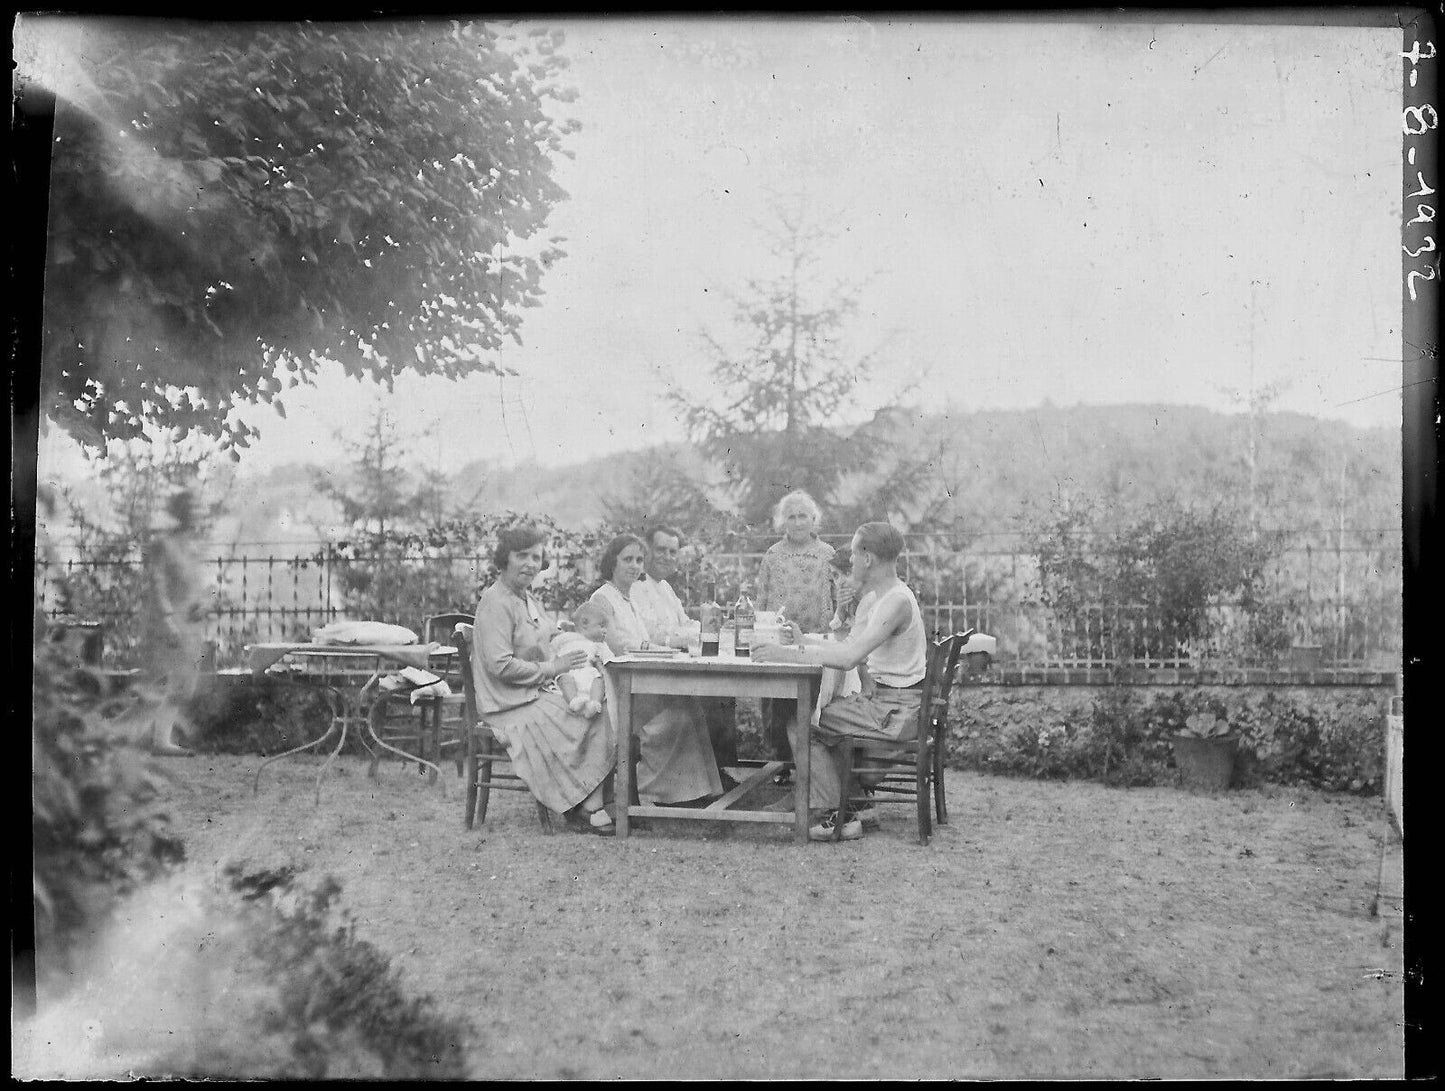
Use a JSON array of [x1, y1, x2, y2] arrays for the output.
[[35, 528, 1402, 672]]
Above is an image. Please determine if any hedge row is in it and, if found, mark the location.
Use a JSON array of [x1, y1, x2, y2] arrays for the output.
[[946, 682, 1388, 793], [189, 675, 1388, 795]]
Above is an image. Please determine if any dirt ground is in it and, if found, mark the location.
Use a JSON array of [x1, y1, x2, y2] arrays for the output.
[[32, 751, 1406, 1080]]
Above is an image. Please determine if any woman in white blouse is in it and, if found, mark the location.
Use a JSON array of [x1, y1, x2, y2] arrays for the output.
[[589, 535, 724, 807]]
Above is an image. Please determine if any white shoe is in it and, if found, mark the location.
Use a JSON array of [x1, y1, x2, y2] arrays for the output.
[[580, 808, 615, 836], [809, 810, 863, 842]]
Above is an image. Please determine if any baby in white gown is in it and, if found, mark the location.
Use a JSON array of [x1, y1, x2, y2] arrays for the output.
[[550, 602, 612, 719]]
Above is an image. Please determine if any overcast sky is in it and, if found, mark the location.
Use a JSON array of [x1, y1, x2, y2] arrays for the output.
[[35, 14, 1404, 481]]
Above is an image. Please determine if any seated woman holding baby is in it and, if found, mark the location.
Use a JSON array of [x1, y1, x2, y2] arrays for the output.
[[588, 534, 725, 807], [471, 524, 616, 836]]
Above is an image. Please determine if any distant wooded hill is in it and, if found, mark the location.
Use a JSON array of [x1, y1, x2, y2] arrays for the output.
[[210, 403, 1401, 550]]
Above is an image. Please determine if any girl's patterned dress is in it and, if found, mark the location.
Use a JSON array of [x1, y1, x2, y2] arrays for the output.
[[755, 535, 836, 764]]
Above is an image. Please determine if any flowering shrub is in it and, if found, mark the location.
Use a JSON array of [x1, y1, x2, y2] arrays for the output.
[[946, 683, 1385, 792], [323, 511, 790, 624], [1011, 718, 1077, 780], [324, 511, 622, 622], [1021, 497, 1288, 663]]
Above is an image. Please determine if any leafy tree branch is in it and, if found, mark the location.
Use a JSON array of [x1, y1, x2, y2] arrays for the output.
[[24, 18, 578, 455]]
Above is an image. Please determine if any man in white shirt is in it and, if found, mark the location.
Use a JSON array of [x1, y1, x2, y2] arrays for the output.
[[632, 524, 738, 769], [629, 524, 697, 649]]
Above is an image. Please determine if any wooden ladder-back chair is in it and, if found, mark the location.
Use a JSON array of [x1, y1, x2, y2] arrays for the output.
[[836, 629, 971, 846], [367, 691, 454, 782], [366, 612, 473, 779], [453, 623, 556, 833], [419, 611, 474, 772], [423, 612, 475, 666]]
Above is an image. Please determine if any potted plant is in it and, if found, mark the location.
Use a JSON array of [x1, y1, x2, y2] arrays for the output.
[[1169, 711, 1239, 791]]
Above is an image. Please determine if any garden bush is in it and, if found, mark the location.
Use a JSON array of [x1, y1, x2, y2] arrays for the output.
[[186, 676, 343, 755], [22, 864, 471, 1079], [180, 865, 471, 1079], [32, 640, 186, 960], [29, 632, 470, 1079], [1021, 496, 1288, 663], [946, 683, 1385, 793], [1227, 691, 1385, 793]]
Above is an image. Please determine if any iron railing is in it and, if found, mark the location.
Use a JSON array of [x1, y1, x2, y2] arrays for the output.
[[34, 532, 1403, 672]]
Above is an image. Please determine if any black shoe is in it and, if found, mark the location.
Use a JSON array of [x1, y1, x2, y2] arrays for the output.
[[773, 768, 793, 787]]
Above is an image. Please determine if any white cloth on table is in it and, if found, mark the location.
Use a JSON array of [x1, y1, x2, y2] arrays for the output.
[[312, 620, 419, 646], [245, 641, 440, 675]]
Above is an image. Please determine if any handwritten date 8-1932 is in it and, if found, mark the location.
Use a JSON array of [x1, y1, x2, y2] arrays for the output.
[[1402, 36, 1437, 305]]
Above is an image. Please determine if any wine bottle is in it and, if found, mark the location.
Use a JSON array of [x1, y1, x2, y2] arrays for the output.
[[699, 581, 722, 657], [733, 583, 754, 659]]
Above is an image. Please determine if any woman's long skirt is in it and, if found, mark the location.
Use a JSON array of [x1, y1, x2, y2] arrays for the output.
[[631, 696, 723, 805], [484, 690, 615, 814]]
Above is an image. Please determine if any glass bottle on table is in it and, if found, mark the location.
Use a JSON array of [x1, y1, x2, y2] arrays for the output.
[[699, 580, 722, 657], [732, 582, 754, 659]]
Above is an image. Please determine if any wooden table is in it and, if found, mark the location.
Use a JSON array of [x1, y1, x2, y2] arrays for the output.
[[245, 642, 454, 801], [606, 654, 823, 842]]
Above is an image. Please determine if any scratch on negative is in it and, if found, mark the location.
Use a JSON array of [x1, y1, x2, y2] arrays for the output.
[[1029, 414, 1048, 459], [1193, 46, 1226, 78]]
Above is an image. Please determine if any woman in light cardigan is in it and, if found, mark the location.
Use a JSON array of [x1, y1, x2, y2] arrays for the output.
[[472, 524, 615, 835], [589, 534, 723, 807]]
